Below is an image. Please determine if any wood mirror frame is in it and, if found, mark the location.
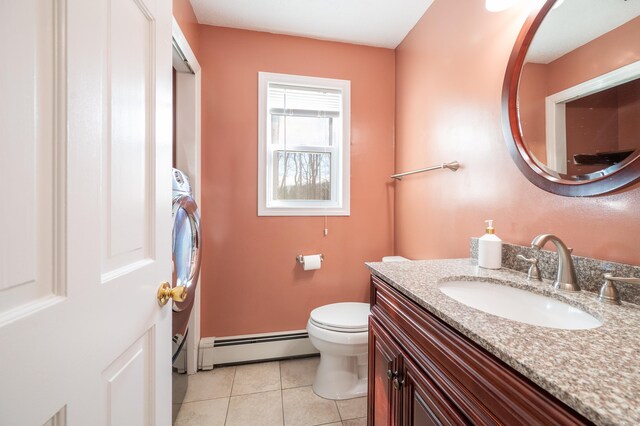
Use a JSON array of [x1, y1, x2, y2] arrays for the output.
[[502, 0, 640, 197]]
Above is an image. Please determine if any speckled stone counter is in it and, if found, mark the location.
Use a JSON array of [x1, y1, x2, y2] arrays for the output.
[[365, 259, 640, 426]]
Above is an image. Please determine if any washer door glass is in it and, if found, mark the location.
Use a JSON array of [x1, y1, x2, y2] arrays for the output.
[[172, 195, 201, 337]]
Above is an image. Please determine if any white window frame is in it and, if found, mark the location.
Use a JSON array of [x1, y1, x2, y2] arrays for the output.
[[258, 72, 350, 216]]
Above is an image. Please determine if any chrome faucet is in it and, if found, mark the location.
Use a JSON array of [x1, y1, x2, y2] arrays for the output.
[[530, 234, 580, 292]]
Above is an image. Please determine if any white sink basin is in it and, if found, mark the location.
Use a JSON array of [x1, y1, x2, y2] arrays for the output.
[[438, 280, 602, 330]]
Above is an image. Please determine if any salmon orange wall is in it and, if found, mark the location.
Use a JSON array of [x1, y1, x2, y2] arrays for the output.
[[197, 26, 395, 337], [394, 0, 640, 265], [619, 80, 640, 150], [172, 0, 200, 55]]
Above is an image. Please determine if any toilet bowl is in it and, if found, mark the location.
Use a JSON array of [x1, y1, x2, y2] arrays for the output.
[[307, 302, 370, 400]]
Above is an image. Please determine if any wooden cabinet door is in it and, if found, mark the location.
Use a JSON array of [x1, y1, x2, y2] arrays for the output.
[[369, 317, 402, 426], [401, 354, 469, 426]]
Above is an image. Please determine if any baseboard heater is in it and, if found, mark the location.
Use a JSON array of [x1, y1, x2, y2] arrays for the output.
[[198, 330, 318, 370]]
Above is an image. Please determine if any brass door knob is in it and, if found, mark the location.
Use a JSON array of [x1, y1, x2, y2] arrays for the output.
[[157, 282, 188, 306]]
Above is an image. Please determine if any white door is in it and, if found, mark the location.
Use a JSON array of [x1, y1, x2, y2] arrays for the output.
[[0, 0, 172, 424]]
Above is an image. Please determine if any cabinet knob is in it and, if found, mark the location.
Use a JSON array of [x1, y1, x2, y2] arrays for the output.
[[393, 376, 405, 390], [387, 369, 394, 379]]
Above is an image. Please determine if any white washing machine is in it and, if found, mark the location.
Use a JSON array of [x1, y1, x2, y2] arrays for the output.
[[171, 168, 202, 423]]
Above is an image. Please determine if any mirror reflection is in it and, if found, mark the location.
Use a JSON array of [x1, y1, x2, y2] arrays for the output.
[[517, 0, 640, 179]]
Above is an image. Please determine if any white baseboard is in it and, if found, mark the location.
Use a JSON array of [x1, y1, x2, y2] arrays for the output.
[[198, 330, 319, 370]]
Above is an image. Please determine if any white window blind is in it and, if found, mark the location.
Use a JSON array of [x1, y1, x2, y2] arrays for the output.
[[268, 84, 342, 116]]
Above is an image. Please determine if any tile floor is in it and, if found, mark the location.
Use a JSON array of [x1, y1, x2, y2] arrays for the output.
[[175, 356, 367, 426]]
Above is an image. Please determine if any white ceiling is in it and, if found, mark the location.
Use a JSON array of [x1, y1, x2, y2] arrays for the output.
[[189, 0, 435, 49], [527, 0, 640, 64]]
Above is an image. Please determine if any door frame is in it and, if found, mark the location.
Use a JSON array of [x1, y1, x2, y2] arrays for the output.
[[172, 17, 201, 375]]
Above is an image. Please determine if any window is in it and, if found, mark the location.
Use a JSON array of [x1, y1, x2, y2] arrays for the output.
[[258, 72, 350, 216]]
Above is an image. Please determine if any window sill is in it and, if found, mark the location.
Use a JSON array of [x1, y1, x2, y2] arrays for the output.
[[258, 207, 350, 217]]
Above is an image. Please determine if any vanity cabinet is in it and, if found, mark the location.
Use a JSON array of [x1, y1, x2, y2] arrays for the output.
[[368, 275, 593, 426]]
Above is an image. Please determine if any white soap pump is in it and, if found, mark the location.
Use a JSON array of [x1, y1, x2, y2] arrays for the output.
[[478, 219, 502, 269]]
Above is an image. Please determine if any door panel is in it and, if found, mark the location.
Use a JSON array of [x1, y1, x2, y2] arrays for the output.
[[102, 329, 154, 425], [0, 0, 64, 318], [369, 317, 401, 426], [103, 0, 155, 278], [402, 354, 468, 426]]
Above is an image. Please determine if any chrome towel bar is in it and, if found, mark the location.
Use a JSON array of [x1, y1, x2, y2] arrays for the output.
[[390, 161, 460, 180]]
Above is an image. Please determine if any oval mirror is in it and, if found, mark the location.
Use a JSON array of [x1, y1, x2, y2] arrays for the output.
[[503, 0, 640, 196]]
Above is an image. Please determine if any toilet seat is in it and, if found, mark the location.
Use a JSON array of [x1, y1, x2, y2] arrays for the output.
[[309, 302, 369, 333]]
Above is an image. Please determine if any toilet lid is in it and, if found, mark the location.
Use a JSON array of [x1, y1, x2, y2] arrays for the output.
[[309, 302, 370, 332]]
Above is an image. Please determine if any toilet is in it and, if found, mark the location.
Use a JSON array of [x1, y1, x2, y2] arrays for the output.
[[307, 256, 409, 400], [307, 302, 369, 399]]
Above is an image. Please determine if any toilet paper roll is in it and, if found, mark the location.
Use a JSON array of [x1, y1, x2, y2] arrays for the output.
[[303, 254, 322, 271]]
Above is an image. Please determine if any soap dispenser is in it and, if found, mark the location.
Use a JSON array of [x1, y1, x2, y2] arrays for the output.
[[478, 220, 502, 269]]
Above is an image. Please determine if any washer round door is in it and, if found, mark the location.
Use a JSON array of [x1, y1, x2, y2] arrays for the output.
[[171, 194, 201, 343]]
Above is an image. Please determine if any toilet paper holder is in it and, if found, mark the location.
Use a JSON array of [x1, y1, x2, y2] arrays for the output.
[[296, 254, 324, 264]]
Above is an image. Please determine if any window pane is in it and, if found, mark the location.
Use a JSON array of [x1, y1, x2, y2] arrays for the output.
[[271, 115, 333, 146], [273, 151, 331, 200]]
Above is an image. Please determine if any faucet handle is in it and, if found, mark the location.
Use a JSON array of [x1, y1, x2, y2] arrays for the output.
[[604, 274, 640, 285], [517, 255, 542, 281], [597, 273, 640, 305]]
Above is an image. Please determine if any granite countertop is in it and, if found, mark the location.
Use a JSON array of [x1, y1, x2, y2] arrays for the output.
[[366, 258, 640, 426]]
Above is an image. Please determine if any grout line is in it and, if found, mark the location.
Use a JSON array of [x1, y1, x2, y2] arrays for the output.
[[279, 361, 285, 426], [182, 395, 232, 404], [229, 365, 238, 397], [226, 388, 283, 397], [223, 367, 237, 425], [282, 382, 315, 391], [222, 397, 230, 426]]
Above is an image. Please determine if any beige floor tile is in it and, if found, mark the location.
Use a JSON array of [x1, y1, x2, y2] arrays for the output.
[[280, 356, 320, 389], [231, 361, 281, 395], [321, 423, 342, 426], [336, 397, 367, 420], [174, 398, 229, 426], [342, 418, 366, 426], [283, 386, 341, 426], [225, 390, 283, 426], [183, 367, 236, 402]]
